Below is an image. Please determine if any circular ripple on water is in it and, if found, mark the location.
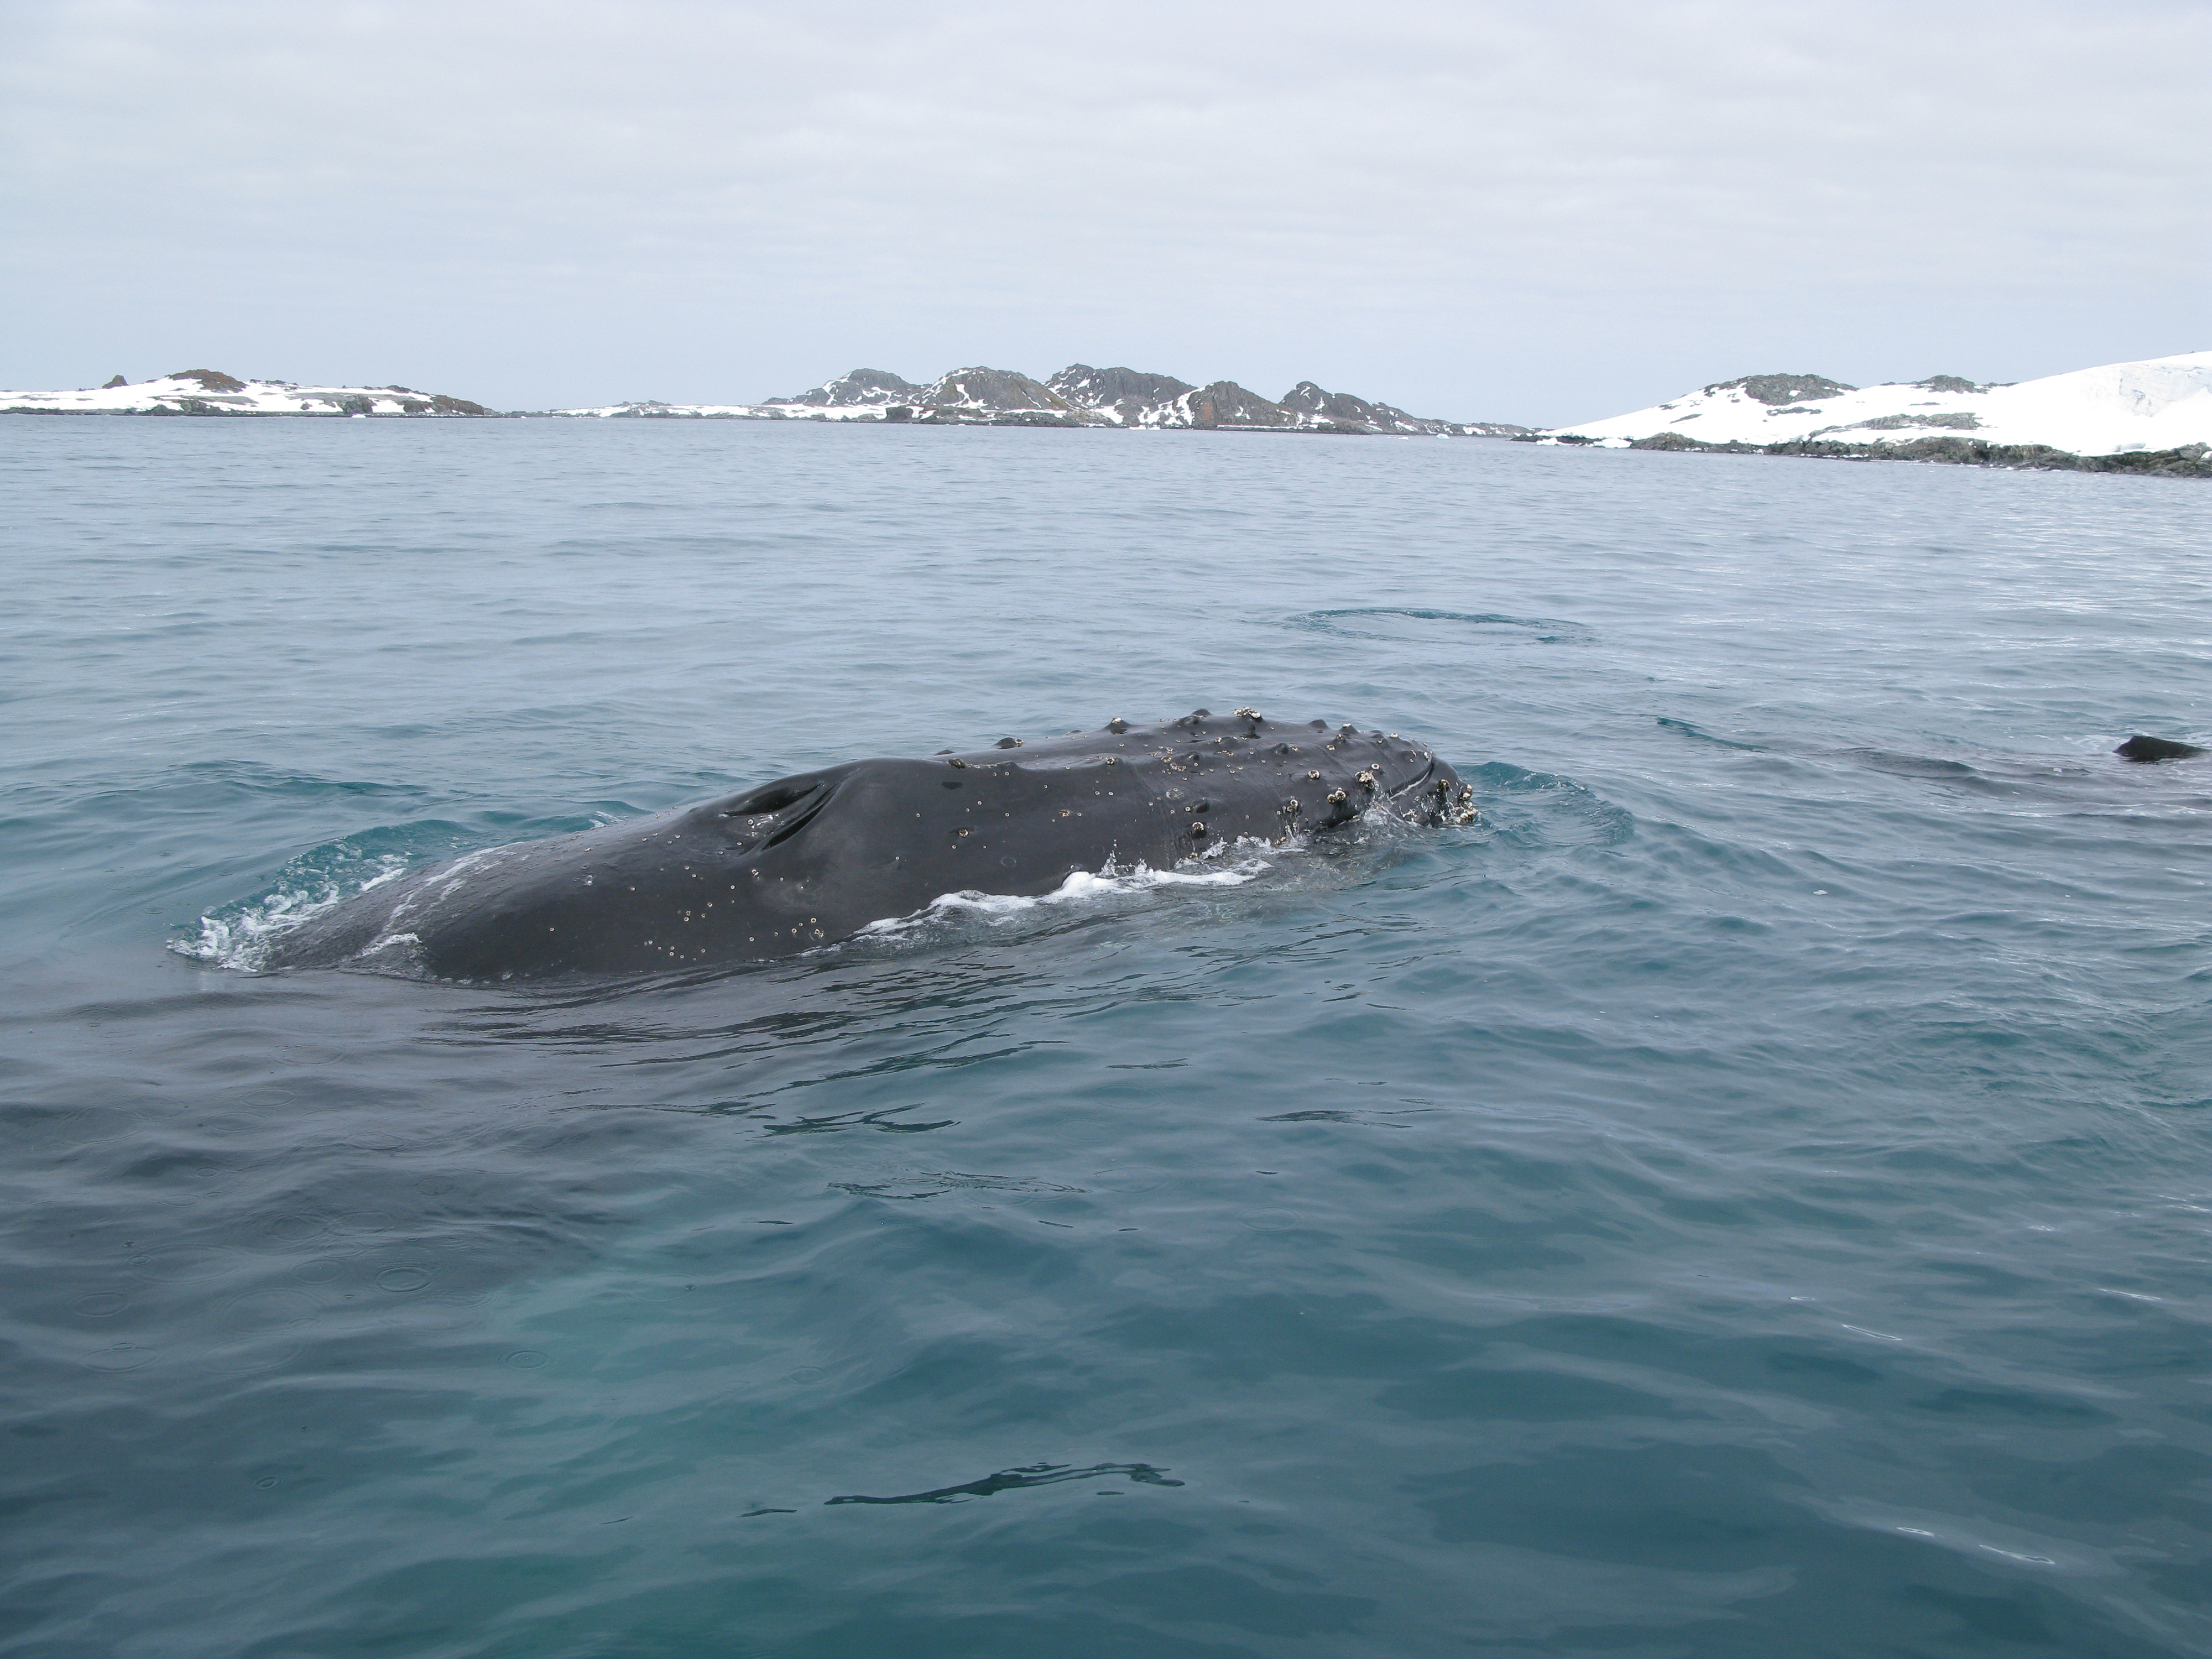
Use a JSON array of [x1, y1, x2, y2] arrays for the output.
[[338, 1131, 405, 1152], [1088, 1166, 1171, 1194], [81, 1344, 158, 1373], [125, 1246, 246, 1282], [253, 1213, 331, 1246], [199, 1290, 322, 1374], [218, 1289, 321, 1329]]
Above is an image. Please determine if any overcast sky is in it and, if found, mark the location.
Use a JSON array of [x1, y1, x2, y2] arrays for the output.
[[3, 0, 2204, 424]]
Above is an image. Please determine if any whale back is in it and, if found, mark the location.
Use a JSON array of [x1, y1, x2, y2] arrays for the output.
[[263, 711, 1472, 979]]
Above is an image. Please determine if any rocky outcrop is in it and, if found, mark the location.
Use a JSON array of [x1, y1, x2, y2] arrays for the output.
[[574, 363, 1529, 434], [780, 369, 922, 408], [1046, 365, 1196, 425], [915, 367, 1081, 423], [1042, 366, 1526, 435], [1547, 429, 2212, 478], [1180, 382, 1296, 429], [1281, 381, 1403, 431], [1705, 373, 1857, 405], [1038, 372, 1315, 431], [1818, 411, 1983, 434], [170, 368, 248, 393], [1278, 382, 1525, 437], [1765, 436, 2212, 477]]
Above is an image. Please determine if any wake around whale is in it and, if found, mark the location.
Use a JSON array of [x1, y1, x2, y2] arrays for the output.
[[260, 710, 1477, 980]]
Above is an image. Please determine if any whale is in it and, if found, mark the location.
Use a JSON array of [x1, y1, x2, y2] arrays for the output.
[[2116, 734, 2205, 763], [260, 709, 1475, 980]]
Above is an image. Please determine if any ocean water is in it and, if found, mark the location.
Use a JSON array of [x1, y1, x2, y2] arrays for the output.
[[4, 416, 2210, 1658]]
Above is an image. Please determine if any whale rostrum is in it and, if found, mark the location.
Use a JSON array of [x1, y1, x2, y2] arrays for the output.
[[261, 710, 1477, 980]]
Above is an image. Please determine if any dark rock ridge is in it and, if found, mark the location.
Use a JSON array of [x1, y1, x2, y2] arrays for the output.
[[1707, 373, 1859, 406], [772, 363, 1527, 436], [1279, 381, 1500, 436], [784, 369, 922, 408], [1046, 364, 1196, 425], [920, 367, 1077, 422], [1829, 412, 1983, 432], [1531, 430, 2212, 479]]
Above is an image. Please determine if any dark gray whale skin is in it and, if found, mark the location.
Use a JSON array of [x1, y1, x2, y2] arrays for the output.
[[2116, 734, 2205, 763], [262, 709, 1476, 980]]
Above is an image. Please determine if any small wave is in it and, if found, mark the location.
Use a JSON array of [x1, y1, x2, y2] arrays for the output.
[[825, 1461, 1184, 1505], [1656, 717, 1767, 750], [1285, 607, 1594, 646], [1463, 761, 1635, 850]]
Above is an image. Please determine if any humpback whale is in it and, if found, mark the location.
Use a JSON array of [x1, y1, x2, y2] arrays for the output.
[[2116, 734, 2205, 763], [262, 710, 1475, 980]]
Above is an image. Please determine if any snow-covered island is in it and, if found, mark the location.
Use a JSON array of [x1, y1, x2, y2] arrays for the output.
[[2, 362, 1524, 436], [15, 352, 2207, 474], [1533, 351, 2212, 476], [1, 369, 495, 418], [561, 364, 1530, 437]]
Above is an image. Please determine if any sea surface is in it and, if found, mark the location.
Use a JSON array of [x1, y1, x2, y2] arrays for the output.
[[4, 416, 2210, 1658]]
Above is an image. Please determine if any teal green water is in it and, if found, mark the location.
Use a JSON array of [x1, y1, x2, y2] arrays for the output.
[[3, 418, 2210, 1657]]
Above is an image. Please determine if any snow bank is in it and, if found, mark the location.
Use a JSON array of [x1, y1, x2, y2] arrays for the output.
[[2, 370, 495, 417], [1541, 351, 2212, 457]]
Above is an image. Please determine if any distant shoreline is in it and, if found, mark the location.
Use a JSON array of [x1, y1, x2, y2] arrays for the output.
[[1525, 431, 2212, 479], [0, 402, 1500, 436], [0, 364, 1529, 439], [9, 399, 2204, 476], [12, 352, 2208, 476]]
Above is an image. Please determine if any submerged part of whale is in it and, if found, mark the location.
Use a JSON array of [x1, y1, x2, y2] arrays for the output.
[[2116, 734, 2205, 763], [261, 710, 1477, 980]]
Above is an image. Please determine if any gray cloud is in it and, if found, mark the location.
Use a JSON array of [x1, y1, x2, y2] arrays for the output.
[[3, 0, 2205, 421]]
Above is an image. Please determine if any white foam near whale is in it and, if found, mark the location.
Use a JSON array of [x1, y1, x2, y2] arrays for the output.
[[174, 858, 408, 972], [856, 846, 1288, 940], [180, 838, 1297, 972]]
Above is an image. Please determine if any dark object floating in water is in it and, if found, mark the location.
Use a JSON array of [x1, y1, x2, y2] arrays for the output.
[[2116, 735, 2205, 763], [825, 1461, 1185, 1505], [260, 710, 1476, 980]]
